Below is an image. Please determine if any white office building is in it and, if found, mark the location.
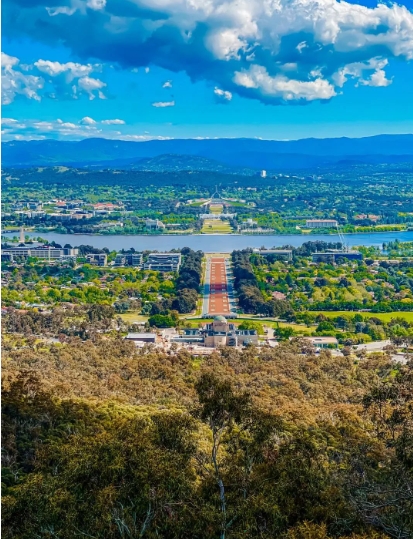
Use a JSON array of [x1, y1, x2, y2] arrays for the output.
[[306, 219, 338, 228], [144, 253, 181, 272], [1, 245, 78, 261]]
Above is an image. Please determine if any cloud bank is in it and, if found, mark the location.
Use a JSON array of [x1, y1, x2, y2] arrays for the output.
[[2, 0, 413, 104], [1, 116, 170, 141], [1, 53, 107, 104], [152, 100, 175, 108]]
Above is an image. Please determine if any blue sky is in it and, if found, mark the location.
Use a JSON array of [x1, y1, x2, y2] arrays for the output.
[[2, 0, 413, 141]]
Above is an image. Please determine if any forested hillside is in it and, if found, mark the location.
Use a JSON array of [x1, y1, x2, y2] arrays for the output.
[[2, 336, 412, 539], [3, 135, 413, 168]]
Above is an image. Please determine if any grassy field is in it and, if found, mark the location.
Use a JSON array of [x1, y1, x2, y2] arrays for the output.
[[309, 311, 413, 322], [188, 201, 207, 207], [201, 219, 233, 234], [119, 313, 148, 324], [118, 310, 413, 329], [209, 204, 223, 214], [182, 317, 313, 334], [119, 312, 312, 336]]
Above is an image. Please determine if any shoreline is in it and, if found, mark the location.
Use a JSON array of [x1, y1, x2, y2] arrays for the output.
[[2, 229, 410, 238]]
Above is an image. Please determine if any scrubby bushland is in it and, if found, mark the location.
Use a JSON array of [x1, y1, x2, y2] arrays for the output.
[[2, 336, 412, 539]]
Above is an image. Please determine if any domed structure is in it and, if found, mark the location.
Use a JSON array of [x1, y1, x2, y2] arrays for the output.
[[202, 315, 258, 347]]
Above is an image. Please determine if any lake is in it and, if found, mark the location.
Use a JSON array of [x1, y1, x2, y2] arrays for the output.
[[3, 230, 413, 252]]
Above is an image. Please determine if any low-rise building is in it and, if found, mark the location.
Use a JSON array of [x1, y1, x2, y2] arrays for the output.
[[114, 252, 143, 267], [47, 211, 93, 221], [145, 218, 165, 230], [308, 337, 338, 349], [312, 250, 363, 263], [239, 218, 257, 230], [203, 316, 258, 347], [144, 253, 181, 272], [306, 219, 338, 228], [354, 214, 380, 222], [125, 333, 156, 344], [48, 213, 74, 221], [68, 212, 93, 220], [200, 213, 236, 220], [114, 255, 126, 266], [253, 249, 293, 261], [1, 244, 78, 261], [172, 316, 258, 348], [272, 291, 287, 300], [93, 202, 123, 211], [86, 253, 107, 266]]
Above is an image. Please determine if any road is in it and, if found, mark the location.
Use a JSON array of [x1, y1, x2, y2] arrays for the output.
[[354, 340, 391, 351], [202, 255, 237, 316]]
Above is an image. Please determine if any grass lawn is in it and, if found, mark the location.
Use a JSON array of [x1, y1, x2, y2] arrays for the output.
[[309, 311, 413, 322], [182, 317, 313, 334], [226, 201, 249, 208], [209, 204, 223, 214], [165, 229, 194, 234], [119, 312, 148, 324], [182, 318, 212, 326], [201, 219, 233, 234], [119, 312, 314, 337], [276, 322, 313, 334], [188, 201, 207, 207]]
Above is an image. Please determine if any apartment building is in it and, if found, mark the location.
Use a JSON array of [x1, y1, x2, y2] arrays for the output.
[[143, 253, 181, 272]]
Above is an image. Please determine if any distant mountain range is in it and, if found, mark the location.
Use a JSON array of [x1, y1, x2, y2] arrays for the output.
[[2, 135, 413, 170]]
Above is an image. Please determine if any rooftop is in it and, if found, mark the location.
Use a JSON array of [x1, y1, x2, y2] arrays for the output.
[[309, 337, 338, 344], [125, 333, 156, 339]]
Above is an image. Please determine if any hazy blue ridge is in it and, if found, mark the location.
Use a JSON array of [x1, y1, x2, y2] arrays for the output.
[[2, 134, 413, 169]]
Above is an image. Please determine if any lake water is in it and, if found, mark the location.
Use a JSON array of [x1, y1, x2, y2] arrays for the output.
[[3, 230, 413, 252]]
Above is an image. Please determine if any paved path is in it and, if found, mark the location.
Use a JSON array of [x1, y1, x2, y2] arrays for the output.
[[354, 340, 391, 351], [202, 255, 237, 316]]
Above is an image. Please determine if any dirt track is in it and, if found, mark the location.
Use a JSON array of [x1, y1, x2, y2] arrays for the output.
[[208, 257, 231, 315]]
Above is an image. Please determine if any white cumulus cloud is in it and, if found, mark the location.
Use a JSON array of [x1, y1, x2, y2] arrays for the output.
[[56, 119, 77, 128], [333, 57, 393, 88], [0, 116, 169, 142], [33, 60, 97, 80], [152, 100, 175, 107], [363, 69, 392, 88], [234, 65, 336, 101], [214, 87, 233, 102], [2, 52, 108, 104], [77, 76, 106, 99], [1, 53, 44, 105], [3, 0, 413, 104], [101, 119, 125, 124], [86, 0, 106, 10], [2, 52, 19, 71], [2, 117, 106, 140], [1, 117, 18, 125], [80, 116, 97, 125]]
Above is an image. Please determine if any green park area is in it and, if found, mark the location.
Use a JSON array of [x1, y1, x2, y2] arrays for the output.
[[209, 204, 223, 214], [201, 218, 233, 233], [309, 311, 413, 323], [178, 317, 313, 335], [118, 313, 149, 324]]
